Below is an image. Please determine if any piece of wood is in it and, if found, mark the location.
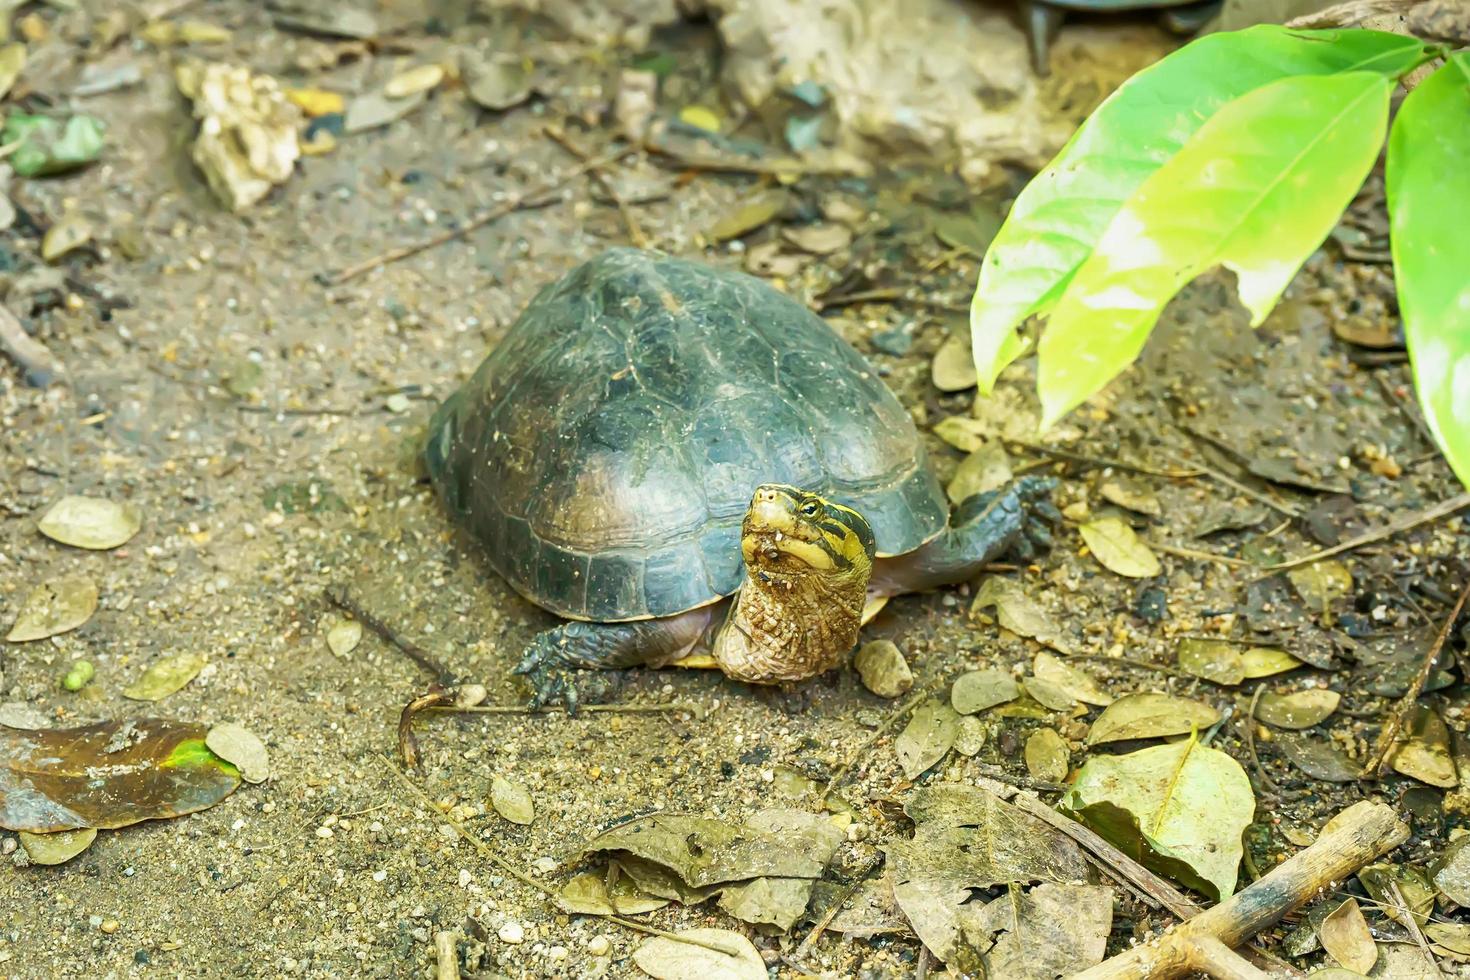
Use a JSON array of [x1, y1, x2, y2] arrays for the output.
[[1071, 800, 1408, 980], [0, 303, 62, 387], [434, 931, 460, 980]]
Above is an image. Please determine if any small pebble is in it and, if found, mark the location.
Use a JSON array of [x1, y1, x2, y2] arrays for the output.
[[547, 946, 568, 961], [314, 826, 333, 839], [1, 838, 15, 856], [854, 639, 913, 698], [498, 921, 524, 944], [587, 935, 611, 957], [100, 920, 120, 935]]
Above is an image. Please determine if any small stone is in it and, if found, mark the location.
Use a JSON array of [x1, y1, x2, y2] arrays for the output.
[[532, 856, 557, 874], [315, 825, 333, 839], [1, 838, 15, 856], [587, 935, 611, 957], [498, 921, 525, 944], [854, 640, 913, 698], [100, 920, 120, 935], [372, 870, 387, 882], [547, 946, 568, 961]]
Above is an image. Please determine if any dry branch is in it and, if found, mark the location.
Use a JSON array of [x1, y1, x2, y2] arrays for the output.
[[1071, 800, 1408, 980]]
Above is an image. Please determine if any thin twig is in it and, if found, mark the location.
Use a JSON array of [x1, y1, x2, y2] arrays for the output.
[[1372, 371, 1436, 449], [377, 754, 739, 956], [429, 702, 700, 716], [1008, 792, 1202, 920], [1007, 440, 1201, 479], [792, 852, 882, 959], [1363, 577, 1470, 776], [642, 137, 858, 177], [1389, 881, 1448, 980], [1152, 541, 1252, 569], [1241, 686, 1281, 796], [1262, 493, 1470, 572], [817, 688, 930, 804], [325, 586, 457, 686], [319, 149, 627, 285], [815, 287, 967, 314], [545, 127, 647, 247]]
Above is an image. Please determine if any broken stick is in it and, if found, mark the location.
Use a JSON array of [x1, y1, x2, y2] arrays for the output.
[[1071, 800, 1408, 980]]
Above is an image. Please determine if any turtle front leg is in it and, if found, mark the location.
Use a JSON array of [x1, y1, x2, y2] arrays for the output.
[[869, 476, 1060, 596], [513, 606, 715, 712], [1022, 1, 1066, 76]]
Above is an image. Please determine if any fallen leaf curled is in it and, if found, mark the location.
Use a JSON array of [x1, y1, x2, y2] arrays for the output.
[[326, 618, 363, 656], [560, 871, 669, 915], [42, 212, 92, 262], [971, 577, 1072, 654], [6, 574, 98, 642], [384, 63, 443, 98], [632, 928, 765, 980], [1240, 646, 1302, 678], [931, 333, 976, 392], [1087, 692, 1219, 745], [1359, 862, 1434, 928], [1025, 728, 1069, 782], [122, 652, 208, 701], [491, 775, 535, 825], [1080, 517, 1161, 578], [1178, 638, 1246, 686], [344, 89, 427, 133], [1275, 733, 1360, 782], [1254, 689, 1339, 729], [781, 222, 852, 254], [1099, 479, 1162, 517], [1319, 897, 1377, 974], [37, 495, 141, 549], [933, 415, 986, 453], [950, 668, 1020, 715], [205, 723, 269, 783], [895, 699, 959, 779], [1063, 735, 1254, 900], [1033, 652, 1112, 707], [1425, 920, 1470, 956], [1, 719, 240, 832], [1287, 561, 1353, 611], [19, 827, 97, 865], [707, 191, 785, 241], [946, 442, 1012, 503], [1389, 705, 1457, 788]]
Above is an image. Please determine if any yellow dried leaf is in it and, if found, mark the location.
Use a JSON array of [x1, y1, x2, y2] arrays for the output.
[[1079, 517, 1161, 578]]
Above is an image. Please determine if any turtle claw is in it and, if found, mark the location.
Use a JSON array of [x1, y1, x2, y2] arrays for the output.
[[514, 635, 582, 713]]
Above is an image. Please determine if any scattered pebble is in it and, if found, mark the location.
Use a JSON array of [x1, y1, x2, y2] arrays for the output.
[[587, 935, 611, 957], [100, 920, 119, 935], [497, 921, 524, 944], [854, 639, 913, 698]]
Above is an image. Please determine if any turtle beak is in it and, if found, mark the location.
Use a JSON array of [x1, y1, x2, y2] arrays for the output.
[[742, 485, 836, 572]]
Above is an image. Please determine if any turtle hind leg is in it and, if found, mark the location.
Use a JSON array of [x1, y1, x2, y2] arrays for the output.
[[1022, 1, 1066, 76], [869, 476, 1060, 596], [513, 606, 714, 712]]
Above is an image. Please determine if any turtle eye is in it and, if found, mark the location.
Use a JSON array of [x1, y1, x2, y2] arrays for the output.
[[799, 500, 821, 517]]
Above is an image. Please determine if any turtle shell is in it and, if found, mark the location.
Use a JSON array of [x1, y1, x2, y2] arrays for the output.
[[425, 248, 947, 622]]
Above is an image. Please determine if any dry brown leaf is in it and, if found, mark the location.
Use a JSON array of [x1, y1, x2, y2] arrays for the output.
[[1319, 897, 1377, 974]]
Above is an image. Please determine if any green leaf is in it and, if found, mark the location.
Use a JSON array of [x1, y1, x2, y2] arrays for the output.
[[2, 114, 106, 177], [1062, 735, 1255, 900], [1388, 53, 1470, 490], [1036, 71, 1392, 427], [970, 26, 1428, 394]]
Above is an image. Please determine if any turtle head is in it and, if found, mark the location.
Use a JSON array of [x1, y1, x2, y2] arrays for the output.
[[740, 484, 875, 585]]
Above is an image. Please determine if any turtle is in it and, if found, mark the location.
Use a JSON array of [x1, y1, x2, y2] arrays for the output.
[[424, 248, 1057, 709], [1022, 0, 1222, 76]]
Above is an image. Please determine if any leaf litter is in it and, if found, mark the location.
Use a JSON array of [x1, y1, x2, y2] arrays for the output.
[[1086, 692, 1219, 745], [894, 699, 959, 779], [1062, 733, 1254, 900], [122, 652, 208, 701], [1079, 516, 1162, 578], [6, 574, 97, 642], [970, 576, 1073, 654], [36, 495, 141, 549], [886, 785, 1109, 975], [1, 719, 241, 832]]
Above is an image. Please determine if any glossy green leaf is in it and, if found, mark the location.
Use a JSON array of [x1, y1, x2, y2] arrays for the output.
[[970, 26, 1429, 393], [1036, 71, 1391, 427], [1388, 53, 1470, 490]]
